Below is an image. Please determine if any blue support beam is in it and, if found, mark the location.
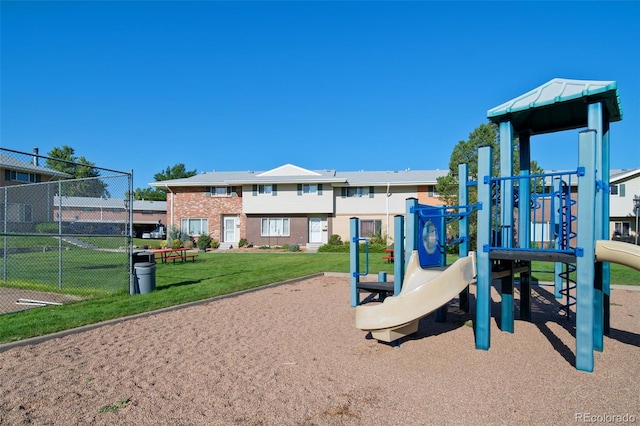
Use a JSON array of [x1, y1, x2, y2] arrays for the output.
[[458, 163, 470, 313], [499, 122, 514, 333], [393, 214, 405, 295], [553, 177, 564, 299], [602, 120, 611, 335], [518, 132, 531, 250], [499, 122, 514, 248], [576, 130, 597, 373], [518, 132, 532, 322], [476, 146, 493, 351], [349, 217, 360, 307], [405, 198, 419, 269], [588, 102, 605, 352]]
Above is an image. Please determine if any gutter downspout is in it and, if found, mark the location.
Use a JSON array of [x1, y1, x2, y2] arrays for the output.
[[164, 184, 174, 238], [386, 182, 390, 242]]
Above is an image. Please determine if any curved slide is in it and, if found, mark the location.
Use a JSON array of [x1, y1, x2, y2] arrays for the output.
[[355, 251, 476, 342], [595, 240, 640, 271]]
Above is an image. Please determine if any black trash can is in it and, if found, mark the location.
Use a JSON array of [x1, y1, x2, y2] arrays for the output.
[[134, 262, 157, 294], [132, 251, 155, 265]]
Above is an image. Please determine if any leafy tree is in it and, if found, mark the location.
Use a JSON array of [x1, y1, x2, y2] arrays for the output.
[[46, 146, 110, 197], [133, 163, 197, 201], [435, 122, 544, 245]]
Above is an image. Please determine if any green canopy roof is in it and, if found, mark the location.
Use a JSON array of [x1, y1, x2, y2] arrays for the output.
[[487, 78, 622, 135]]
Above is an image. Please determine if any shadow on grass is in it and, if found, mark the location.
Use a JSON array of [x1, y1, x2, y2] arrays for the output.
[[156, 280, 203, 290]]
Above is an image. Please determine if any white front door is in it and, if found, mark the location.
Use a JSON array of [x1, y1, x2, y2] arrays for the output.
[[223, 216, 237, 243], [309, 217, 322, 243]]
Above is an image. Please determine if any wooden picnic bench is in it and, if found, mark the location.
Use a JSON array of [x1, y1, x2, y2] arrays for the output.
[[164, 253, 198, 264], [382, 248, 394, 263], [154, 248, 198, 264]]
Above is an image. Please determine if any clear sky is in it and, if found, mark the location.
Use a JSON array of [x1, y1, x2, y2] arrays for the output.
[[1, 1, 639, 191]]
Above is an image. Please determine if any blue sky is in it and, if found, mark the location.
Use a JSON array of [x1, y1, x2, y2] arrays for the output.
[[1, 1, 639, 191]]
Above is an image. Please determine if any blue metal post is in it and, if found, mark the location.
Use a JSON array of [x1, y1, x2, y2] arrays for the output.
[[435, 205, 448, 322], [553, 177, 564, 298], [602, 120, 611, 335], [405, 198, 419, 270], [518, 131, 532, 322], [588, 102, 605, 352], [499, 122, 514, 333], [518, 132, 531, 249], [393, 214, 405, 295], [576, 130, 597, 372], [350, 217, 360, 307], [476, 146, 493, 350], [500, 121, 514, 248], [458, 163, 470, 312]]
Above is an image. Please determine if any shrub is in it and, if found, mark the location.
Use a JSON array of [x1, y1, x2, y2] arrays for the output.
[[288, 244, 300, 252], [196, 233, 212, 250], [168, 226, 181, 241], [170, 239, 182, 249], [183, 239, 195, 249], [328, 234, 343, 245], [211, 240, 220, 249], [238, 238, 248, 248], [318, 241, 387, 253], [368, 230, 387, 246]]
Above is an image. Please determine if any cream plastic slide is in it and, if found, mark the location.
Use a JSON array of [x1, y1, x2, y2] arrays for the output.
[[595, 240, 640, 271], [355, 250, 477, 342]]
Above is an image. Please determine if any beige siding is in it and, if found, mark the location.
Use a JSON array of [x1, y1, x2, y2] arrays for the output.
[[242, 184, 334, 214]]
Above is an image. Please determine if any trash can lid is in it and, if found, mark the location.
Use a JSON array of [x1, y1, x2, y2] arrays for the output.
[[134, 262, 156, 268]]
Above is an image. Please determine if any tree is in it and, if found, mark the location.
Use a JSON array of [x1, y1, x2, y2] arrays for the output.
[[46, 146, 110, 197], [133, 163, 197, 201], [435, 122, 544, 245]]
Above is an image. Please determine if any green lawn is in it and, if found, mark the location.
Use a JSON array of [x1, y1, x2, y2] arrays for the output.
[[0, 250, 637, 345]]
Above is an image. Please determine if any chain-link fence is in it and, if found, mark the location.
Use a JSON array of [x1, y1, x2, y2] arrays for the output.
[[0, 148, 133, 314]]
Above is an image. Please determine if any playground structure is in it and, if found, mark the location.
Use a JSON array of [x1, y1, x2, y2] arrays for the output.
[[352, 78, 640, 372]]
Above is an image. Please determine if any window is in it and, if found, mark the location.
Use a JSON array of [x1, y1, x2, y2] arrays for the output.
[[141, 210, 153, 214], [342, 186, 374, 198], [261, 218, 290, 237], [181, 218, 208, 236], [297, 184, 323, 195], [613, 221, 631, 237], [252, 184, 278, 196], [0, 203, 33, 222], [610, 185, 618, 195], [427, 185, 439, 197], [619, 183, 626, 197], [360, 220, 382, 238], [259, 185, 272, 195], [4, 169, 41, 183], [207, 186, 237, 197]]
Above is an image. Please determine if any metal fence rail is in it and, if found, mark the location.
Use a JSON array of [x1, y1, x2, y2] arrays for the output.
[[0, 148, 133, 315]]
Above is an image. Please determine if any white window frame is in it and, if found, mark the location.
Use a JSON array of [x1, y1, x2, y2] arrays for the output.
[[1, 203, 33, 223], [613, 221, 631, 237], [360, 219, 381, 238], [303, 184, 317, 194], [347, 187, 369, 198], [261, 218, 290, 237], [181, 218, 209, 236], [258, 185, 272, 195]]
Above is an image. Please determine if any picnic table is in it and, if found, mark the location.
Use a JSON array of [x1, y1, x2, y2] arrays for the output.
[[153, 248, 198, 264], [382, 248, 394, 263]]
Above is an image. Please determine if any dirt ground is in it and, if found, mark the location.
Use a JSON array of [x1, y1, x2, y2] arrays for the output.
[[0, 275, 638, 425], [0, 287, 83, 315]]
